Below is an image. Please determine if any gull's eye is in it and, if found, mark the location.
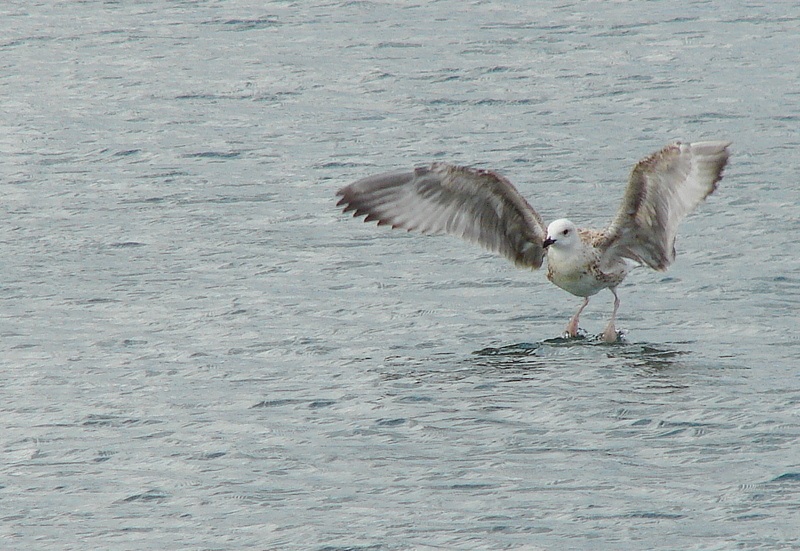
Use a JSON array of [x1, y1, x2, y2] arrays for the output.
[[562, 229, 569, 236]]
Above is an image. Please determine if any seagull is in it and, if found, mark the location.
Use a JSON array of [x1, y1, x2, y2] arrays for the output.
[[336, 141, 731, 342]]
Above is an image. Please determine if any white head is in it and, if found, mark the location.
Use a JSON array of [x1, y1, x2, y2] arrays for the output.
[[543, 218, 579, 251]]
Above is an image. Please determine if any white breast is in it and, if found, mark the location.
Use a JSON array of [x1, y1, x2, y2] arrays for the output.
[[546, 247, 625, 297]]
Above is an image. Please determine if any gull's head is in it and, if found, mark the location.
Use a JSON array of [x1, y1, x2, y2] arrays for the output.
[[543, 219, 579, 250]]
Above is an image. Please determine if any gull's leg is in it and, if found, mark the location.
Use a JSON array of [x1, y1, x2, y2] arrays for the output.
[[565, 297, 589, 338], [602, 288, 621, 343]]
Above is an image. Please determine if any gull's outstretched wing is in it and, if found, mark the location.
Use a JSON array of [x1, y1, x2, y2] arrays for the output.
[[336, 163, 548, 269], [600, 141, 731, 271]]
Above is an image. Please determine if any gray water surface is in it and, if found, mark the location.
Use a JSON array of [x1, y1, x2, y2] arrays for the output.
[[2, 1, 799, 549]]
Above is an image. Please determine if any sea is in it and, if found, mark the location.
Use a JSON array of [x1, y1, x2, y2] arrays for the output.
[[1, 1, 799, 549]]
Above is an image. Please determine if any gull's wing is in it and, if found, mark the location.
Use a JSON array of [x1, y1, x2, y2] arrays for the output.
[[336, 162, 548, 269], [599, 141, 731, 271]]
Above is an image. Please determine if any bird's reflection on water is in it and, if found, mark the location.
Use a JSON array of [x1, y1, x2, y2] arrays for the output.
[[472, 337, 688, 372]]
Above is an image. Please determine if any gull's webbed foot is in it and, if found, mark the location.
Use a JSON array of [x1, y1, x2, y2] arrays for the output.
[[565, 317, 581, 338], [602, 321, 623, 343]]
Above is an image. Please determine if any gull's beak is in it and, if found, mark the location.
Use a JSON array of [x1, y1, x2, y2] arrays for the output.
[[542, 237, 556, 249]]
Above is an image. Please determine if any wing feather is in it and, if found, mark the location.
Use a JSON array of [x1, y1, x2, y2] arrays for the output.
[[600, 141, 731, 271], [336, 163, 547, 269]]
